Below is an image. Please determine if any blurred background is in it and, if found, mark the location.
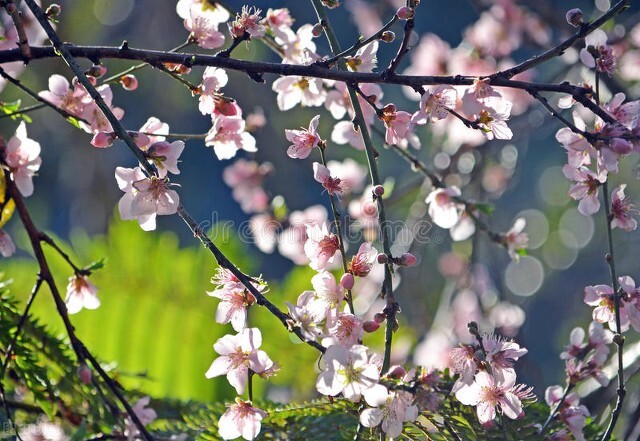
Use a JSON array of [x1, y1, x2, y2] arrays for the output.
[[1, 0, 640, 420]]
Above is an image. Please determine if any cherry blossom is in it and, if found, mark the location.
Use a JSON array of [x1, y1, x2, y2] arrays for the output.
[[285, 115, 322, 159], [3, 122, 41, 197], [331, 120, 365, 150], [313, 162, 345, 195], [286, 290, 326, 342], [562, 165, 607, 216], [38, 74, 88, 116], [316, 344, 380, 401], [205, 328, 274, 395], [278, 205, 328, 264], [304, 223, 340, 271], [143, 141, 185, 178], [360, 385, 419, 438], [412, 86, 456, 124], [205, 116, 257, 160], [176, 0, 230, 23], [198, 67, 229, 115], [425, 186, 463, 229], [138, 117, 169, 145], [455, 370, 524, 426], [482, 334, 528, 382], [611, 184, 638, 231], [272, 76, 325, 111], [223, 159, 272, 214], [115, 166, 180, 231], [308, 271, 345, 320], [0, 230, 15, 257], [184, 5, 225, 49], [545, 386, 589, 441], [326, 159, 367, 195], [124, 396, 157, 441], [579, 29, 616, 75], [503, 218, 528, 261], [218, 398, 267, 441], [380, 105, 414, 146], [207, 267, 265, 332], [348, 242, 377, 278], [79, 84, 124, 134], [584, 283, 631, 332], [65, 275, 100, 314], [323, 312, 363, 348], [229, 6, 265, 39], [344, 41, 378, 73]]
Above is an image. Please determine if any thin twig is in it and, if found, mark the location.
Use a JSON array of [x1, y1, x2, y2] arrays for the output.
[[384, 7, 415, 76], [3, 0, 32, 60]]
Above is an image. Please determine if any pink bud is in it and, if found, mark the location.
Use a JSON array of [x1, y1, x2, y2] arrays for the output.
[[363, 320, 380, 332], [377, 253, 388, 264], [119, 74, 138, 91], [398, 252, 417, 267], [77, 364, 92, 385], [90, 131, 115, 148], [340, 273, 355, 290], [380, 31, 395, 43], [610, 138, 632, 154], [565, 8, 584, 27], [374, 312, 386, 324], [397, 6, 414, 20], [373, 185, 385, 197], [312, 23, 324, 37], [387, 365, 406, 378]]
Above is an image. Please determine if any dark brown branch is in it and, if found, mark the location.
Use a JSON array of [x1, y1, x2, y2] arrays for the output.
[[3, 0, 32, 60]]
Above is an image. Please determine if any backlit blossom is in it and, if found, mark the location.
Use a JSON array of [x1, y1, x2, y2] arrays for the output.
[[360, 386, 419, 438], [309, 271, 345, 320], [205, 116, 257, 160], [316, 344, 380, 401], [380, 105, 414, 146], [425, 186, 463, 229], [611, 184, 638, 231], [65, 275, 100, 314], [503, 218, 528, 261], [115, 166, 179, 231], [198, 67, 229, 115], [184, 5, 225, 49], [344, 41, 378, 72], [413, 86, 456, 124], [38, 74, 88, 116], [272, 76, 325, 111], [584, 283, 631, 332], [313, 162, 345, 195], [285, 115, 322, 159], [304, 223, 340, 271], [229, 6, 265, 38], [286, 291, 325, 342], [223, 160, 272, 214], [579, 29, 616, 75], [218, 398, 267, 441], [482, 334, 528, 382], [3, 122, 41, 197], [348, 242, 377, 277], [562, 165, 607, 216], [545, 386, 589, 441], [324, 312, 363, 348], [143, 141, 185, 178], [205, 328, 274, 395], [455, 371, 524, 426]]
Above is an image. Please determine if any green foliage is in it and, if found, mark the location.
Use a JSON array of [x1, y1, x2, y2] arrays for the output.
[[0, 99, 31, 122]]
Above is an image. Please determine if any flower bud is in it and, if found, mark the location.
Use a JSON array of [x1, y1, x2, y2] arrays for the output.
[[377, 253, 389, 264], [46, 3, 61, 17], [380, 31, 396, 43], [85, 64, 107, 79], [119, 74, 138, 91], [373, 185, 385, 197], [374, 312, 386, 324], [397, 6, 414, 20], [565, 8, 584, 27], [340, 273, 355, 290], [312, 23, 324, 37], [398, 252, 417, 267], [90, 131, 115, 148], [363, 320, 380, 332], [77, 364, 92, 385]]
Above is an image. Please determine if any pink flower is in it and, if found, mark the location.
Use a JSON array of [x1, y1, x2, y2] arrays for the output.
[[323, 312, 363, 348], [313, 162, 345, 195], [482, 334, 528, 382], [229, 6, 265, 38], [0, 230, 16, 257], [198, 67, 229, 115], [381, 105, 414, 146], [344, 41, 378, 73], [124, 396, 157, 441], [545, 386, 589, 441], [272, 76, 325, 111], [205, 116, 257, 160], [331, 120, 365, 150], [579, 30, 616, 75], [316, 344, 380, 401], [278, 205, 328, 264], [476, 103, 513, 140], [115, 167, 180, 231], [412, 86, 457, 124], [205, 328, 274, 394], [584, 283, 630, 332], [503, 218, 528, 261], [143, 141, 185, 178], [308, 271, 345, 320], [425, 186, 463, 229], [286, 291, 326, 342], [79, 84, 124, 134], [326, 159, 367, 195], [38, 74, 88, 116], [184, 6, 225, 49], [348, 242, 377, 277], [65, 275, 100, 314], [611, 184, 638, 231], [223, 159, 272, 214], [562, 165, 607, 216], [304, 223, 340, 271], [285, 115, 322, 159], [138, 117, 169, 146], [360, 386, 419, 438], [207, 268, 265, 332], [455, 371, 524, 426], [3, 122, 41, 197], [218, 398, 267, 441]]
